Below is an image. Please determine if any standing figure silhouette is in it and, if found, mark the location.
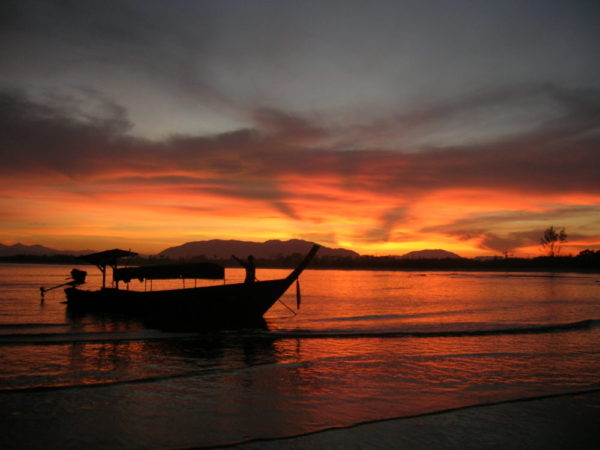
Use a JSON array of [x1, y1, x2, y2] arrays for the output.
[[232, 254, 256, 283]]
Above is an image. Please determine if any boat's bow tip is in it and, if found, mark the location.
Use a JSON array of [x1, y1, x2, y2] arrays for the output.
[[285, 243, 320, 282]]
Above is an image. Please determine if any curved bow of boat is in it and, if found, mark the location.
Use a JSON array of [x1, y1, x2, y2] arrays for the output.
[[285, 244, 320, 284]]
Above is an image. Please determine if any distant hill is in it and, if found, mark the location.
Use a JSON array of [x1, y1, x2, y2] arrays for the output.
[[0, 243, 91, 257], [158, 239, 359, 260], [1, 241, 459, 261], [400, 249, 461, 259]]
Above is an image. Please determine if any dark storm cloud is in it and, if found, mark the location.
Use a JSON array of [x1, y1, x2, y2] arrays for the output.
[[2, 84, 599, 193], [0, 88, 134, 174]]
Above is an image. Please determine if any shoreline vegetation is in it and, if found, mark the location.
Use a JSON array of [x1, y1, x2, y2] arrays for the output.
[[1, 250, 599, 272]]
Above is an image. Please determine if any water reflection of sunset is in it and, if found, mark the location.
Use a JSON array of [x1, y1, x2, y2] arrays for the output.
[[2, 264, 599, 449], [267, 269, 597, 332]]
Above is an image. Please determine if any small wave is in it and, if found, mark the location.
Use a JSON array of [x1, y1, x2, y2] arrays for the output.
[[0, 371, 201, 394], [0, 329, 196, 346], [0, 358, 310, 394], [312, 314, 412, 323], [311, 310, 477, 323], [263, 319, 598, 339], [445, 272, 589, 280]]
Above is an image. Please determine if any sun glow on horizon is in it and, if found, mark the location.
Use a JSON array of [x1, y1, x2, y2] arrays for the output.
[[3, 171, 599, 257]]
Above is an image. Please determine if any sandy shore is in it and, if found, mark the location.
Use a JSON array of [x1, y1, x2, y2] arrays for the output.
[[218, 390, 600, 450]]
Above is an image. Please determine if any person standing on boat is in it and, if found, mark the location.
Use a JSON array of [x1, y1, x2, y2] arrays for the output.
[[232, 254, 256, 283]]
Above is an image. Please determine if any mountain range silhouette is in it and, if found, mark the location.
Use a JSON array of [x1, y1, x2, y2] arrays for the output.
[[1, 240, 461, 259]]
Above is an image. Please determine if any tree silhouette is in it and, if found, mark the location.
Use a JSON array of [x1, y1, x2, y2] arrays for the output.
[[540, 226, 567, 257]]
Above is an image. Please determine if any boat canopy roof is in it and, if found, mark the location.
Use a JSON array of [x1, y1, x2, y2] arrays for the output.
[[113, 263, 224, 282], [82, 249, 138, 266]]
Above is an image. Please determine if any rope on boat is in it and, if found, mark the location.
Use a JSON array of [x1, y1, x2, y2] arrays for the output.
[[277, 298, 297, 316], [277, 279, 302, 316]]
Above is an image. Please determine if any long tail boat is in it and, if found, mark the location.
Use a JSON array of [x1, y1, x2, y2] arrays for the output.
[[50, 245, 319, 324]]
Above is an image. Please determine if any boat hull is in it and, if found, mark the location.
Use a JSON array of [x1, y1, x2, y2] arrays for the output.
[[63, 244, 320, 326], [65, 278, 292, 321]]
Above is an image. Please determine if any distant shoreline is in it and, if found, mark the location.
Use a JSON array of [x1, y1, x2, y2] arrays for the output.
[[1, 254, 599, 273]]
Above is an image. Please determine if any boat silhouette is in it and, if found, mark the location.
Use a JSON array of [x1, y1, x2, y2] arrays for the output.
[[57, 245, 319, 325]]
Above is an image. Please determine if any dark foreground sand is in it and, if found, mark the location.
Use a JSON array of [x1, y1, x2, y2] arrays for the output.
[[217, 390, 600, 450]]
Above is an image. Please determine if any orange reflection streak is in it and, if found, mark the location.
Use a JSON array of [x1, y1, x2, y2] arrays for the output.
[[262, 269, 600, 422]]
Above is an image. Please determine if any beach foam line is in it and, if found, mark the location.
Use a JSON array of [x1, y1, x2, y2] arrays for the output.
[[261, 319, 599, 339], [187, 386, 600, 450], [0, 371, 204, 394]]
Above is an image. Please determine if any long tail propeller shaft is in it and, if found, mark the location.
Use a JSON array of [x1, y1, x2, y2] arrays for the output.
[[40, 269, 87, 300]]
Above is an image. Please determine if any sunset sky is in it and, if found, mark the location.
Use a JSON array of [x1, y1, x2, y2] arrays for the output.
[[1, 0, 599, 257]]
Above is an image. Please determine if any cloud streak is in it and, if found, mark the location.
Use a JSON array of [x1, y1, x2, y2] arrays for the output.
[[1, 82, 599, 254], [3, 85, 599, 185], [422, 205, 600, 253]]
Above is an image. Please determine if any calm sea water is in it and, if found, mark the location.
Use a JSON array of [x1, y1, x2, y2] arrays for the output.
[[1, 263, 599, 449]]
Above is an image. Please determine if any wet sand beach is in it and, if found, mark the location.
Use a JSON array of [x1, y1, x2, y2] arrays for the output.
[[223, 390, 600, 450]]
